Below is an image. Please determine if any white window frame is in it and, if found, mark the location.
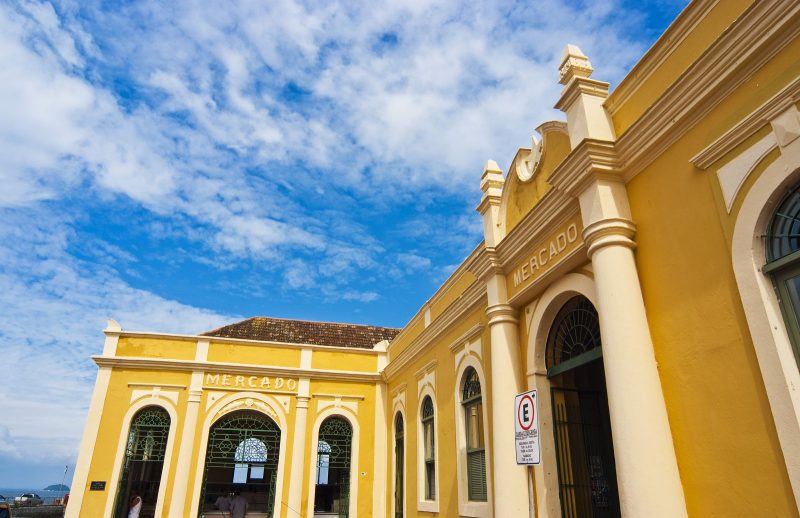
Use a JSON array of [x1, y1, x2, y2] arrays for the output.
[[416, 363, 439, 513], [391, 390, 407, 518], [453, 345, 493, 518]]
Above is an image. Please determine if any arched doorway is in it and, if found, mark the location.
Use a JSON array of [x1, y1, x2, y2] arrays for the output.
[[198, 410, 281, 517], [394, 412, 404, 518], [313, 416, 353, 517], [546, 295, 620, 518], [113, 406, 171, 518]]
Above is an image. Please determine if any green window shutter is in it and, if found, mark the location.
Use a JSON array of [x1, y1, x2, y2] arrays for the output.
[[467, 449, 487, 501]]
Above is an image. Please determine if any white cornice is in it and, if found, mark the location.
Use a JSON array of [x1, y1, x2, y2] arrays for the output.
[[93, 356, 382, 382], [605, 0, 719, 114], [107, 330, 382, 355], [691, 76, 800, 169], [447, 323, 485, 353], [616, 0, 800, 182], [384, 281, 487, 381]]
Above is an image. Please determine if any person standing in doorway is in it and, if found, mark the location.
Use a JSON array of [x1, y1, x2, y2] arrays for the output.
[[215, 492, 232, 513], [128, 491, 142, 518], [230, 491, 248, 518]]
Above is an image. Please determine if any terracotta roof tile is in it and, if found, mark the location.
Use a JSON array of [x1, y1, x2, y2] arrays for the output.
[[202, 316, 400, 349]]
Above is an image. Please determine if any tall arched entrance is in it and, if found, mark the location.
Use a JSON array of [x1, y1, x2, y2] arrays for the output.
[[113, 406, 171, 518], [546, 295, 620, 518], [313, 416, 353, 517], [198, 410, 281, 517]]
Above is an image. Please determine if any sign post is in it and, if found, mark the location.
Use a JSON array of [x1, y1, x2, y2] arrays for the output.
[[515, 389, 541, 465]]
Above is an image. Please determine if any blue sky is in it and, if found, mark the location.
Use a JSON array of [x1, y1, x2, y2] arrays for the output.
[[0, 0, 686, 488]]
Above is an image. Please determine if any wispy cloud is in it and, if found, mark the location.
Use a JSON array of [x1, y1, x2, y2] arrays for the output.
[[0, 0, 686, 485]]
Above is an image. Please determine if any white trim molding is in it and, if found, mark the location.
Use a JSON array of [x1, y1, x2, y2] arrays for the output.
[[305, 407, 361, 518], [416, 369, 439, 513], [731, 120, 800, 508], [103, 396, 179, 518], [453, 348, 493, 518]]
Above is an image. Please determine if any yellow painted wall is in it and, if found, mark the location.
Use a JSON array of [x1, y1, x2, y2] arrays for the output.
[[116, 336, 196, 360], [625, 38, 800, 518], [79, 369, 191, 518], [384, 307, 490, 517], [311, 350, 377, 372], [207, 342, 301, 367]]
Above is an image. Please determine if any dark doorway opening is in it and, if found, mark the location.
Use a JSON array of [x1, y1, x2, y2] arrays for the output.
[[547, 296, 620, 518]]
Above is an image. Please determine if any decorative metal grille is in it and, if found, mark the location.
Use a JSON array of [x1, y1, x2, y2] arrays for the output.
[[199, 410, 281, 517], [126, 407, 170, 462], [546, 296, 602, 369], [767, 186, 800, 262], [113, 406, 171, 518], [462, 367, 482, 402], [204, 411, 281, 467], [394, 412, 404, 518], [395, 412, 404, 436], [315, 417, 353, 518], [318, 417, 352, 469]]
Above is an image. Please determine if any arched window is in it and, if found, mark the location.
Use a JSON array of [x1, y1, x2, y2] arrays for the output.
[[546, 295, 603, 377], [199, 410, 281, 517], [461, 368, 487, 502], [764, 184, 800, 366], [113, 406, 171, 518], [314, 417, 352, 517], [420, 396, 435, 501], [394, 412, 404, 518]]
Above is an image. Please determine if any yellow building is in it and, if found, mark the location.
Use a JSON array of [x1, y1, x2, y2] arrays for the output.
[[68, 1, 800, 517]]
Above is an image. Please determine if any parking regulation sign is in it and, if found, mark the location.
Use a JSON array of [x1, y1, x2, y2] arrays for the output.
[[515, 389, 541, 465]]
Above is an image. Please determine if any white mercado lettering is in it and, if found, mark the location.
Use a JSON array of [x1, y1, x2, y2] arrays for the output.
[[512, 222, 581, 288], [204, 373, 298, 392]]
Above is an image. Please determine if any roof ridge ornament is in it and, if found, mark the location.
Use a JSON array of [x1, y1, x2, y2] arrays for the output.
[[559, 44, 594, 85]]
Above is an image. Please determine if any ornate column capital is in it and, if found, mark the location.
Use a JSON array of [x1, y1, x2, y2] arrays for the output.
[[583, 218, 637, 258], [486, 303, 519, 326]]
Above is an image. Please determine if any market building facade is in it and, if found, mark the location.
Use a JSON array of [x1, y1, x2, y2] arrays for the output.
[[68, 0, 800, 516]]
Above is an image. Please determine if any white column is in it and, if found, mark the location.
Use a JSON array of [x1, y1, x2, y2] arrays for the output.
[[286, 378, 310, 517], [167, 374, 202, 516], [486, 295, 529, 517], [580, 181, 687, 518]]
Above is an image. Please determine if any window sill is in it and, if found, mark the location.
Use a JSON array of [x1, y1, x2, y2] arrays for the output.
[[458, 500, 491, 518], [417, 499, 439, 513]]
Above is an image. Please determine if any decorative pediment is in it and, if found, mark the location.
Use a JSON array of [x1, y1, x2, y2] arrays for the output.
[[501, 121, 571, 236]]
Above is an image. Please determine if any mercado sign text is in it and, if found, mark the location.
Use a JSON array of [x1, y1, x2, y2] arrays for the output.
[[510, 214, 583, 293], [204, 373, 298, 392]]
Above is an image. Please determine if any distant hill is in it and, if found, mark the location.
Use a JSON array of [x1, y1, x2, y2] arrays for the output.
[[43, 484, 69, 491]]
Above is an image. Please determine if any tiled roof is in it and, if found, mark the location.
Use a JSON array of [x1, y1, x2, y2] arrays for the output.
[[202, 316, 401, 349]]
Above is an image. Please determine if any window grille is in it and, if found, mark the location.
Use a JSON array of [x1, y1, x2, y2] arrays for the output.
[[394, 412, 404, 518], [421, 396, 435, 500], [461, 368, 487, 501], [767, 186, 800, 262], [546, 296, 602, 377], [315, 417, 353, 518]]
